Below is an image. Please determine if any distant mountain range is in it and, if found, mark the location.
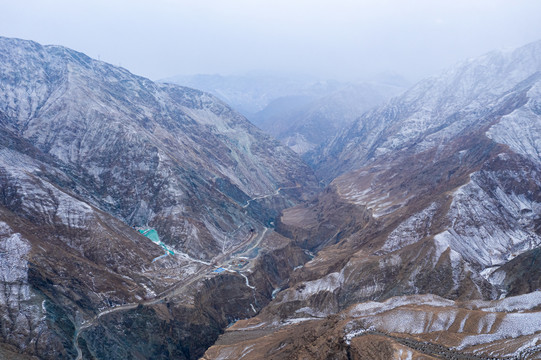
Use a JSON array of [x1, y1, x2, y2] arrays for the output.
[[253, 82, 405, 155], [160, 72, 345, 117], [162, 73, 408, 156]]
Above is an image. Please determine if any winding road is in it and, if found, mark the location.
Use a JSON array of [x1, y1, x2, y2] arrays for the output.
[[73, 188, 280, 359], [242, 184, 300, 208]]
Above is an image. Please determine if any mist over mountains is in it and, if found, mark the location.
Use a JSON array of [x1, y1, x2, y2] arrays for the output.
[[1, 35, 541, 360], [163, 73, 408, 156]]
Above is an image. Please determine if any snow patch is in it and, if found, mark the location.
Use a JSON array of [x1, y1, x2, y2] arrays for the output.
[[283, 317, 320, 325], [435, 172, 541, 268], [0, 225, 32, 304], [457, 312, 541, 350], [349, 294, 455, 317], [486, 82, 541, 163], [382, 202, 439, 253], [344, 326, 375, 345]]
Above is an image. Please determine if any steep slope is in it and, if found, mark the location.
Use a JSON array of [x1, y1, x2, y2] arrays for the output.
[[312, 40, 541, 181], [0, 37, 318, 359], [277, 41, 541, 306], [0, 133, 167, 358], [204, 40, 541, 359], [0, 36, 317, 260]]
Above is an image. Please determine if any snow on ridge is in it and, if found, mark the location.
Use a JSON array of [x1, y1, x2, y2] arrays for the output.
[[349, 307, 459, 336], [280, 271, 343, 303], [0, 150, 94, 230], [456, 312, 541, 351], [466, 290, 541, 313], [434, 170, 541, 269], [322, 39, 541, 181], [295, 306, 332, 318], [301, 271, 342, 295], [344, 290, 541, 355], [336, 182, 408, 218], [348, 291, 541, 319], [349, 294, 455, 317], [486, 81, 541, 164], [382, 202, 439, 253], [21, 174, 93, 229], [0, 148, 41, 174], [283, 317, 320, 325], [344, 326, 375, 345]]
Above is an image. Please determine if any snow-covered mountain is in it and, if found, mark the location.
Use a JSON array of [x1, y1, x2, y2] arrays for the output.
[[0, 37, 318, 258], [204, 40, 541, 359], [312, 40, 541, 180], [308, 38, 541, 303], [0, 37, 317, 359], [298, 39, 541, 300], [3, 34, 541, 360]]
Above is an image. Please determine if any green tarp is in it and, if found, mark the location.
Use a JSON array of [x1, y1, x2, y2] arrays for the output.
[[139, 228, 174, 255]]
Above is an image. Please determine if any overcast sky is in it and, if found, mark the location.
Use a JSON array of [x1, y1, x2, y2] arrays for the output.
[[1, 0, 541, 82]]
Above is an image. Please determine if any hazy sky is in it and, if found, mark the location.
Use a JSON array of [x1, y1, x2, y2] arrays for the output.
[[2, 0, 541, 82]]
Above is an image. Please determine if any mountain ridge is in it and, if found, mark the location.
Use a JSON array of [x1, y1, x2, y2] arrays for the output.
[[310, 39, 541, 181]]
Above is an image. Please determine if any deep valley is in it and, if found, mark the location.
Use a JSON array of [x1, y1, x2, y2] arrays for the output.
[[1, 35, 541, 360]]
